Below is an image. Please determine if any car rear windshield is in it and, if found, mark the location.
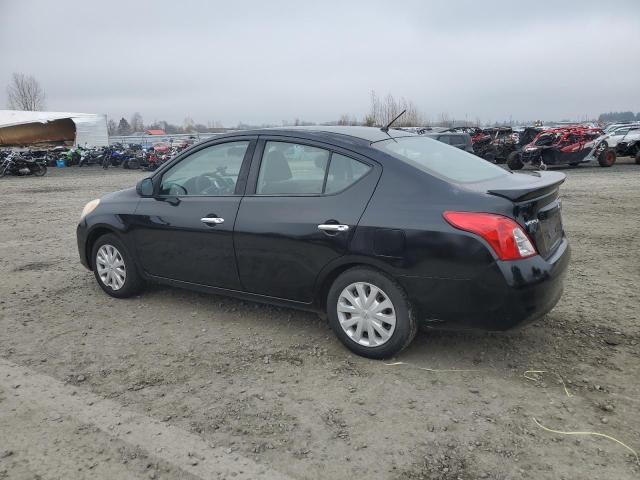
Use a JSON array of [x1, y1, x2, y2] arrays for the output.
[[374, 136, 508, 183]]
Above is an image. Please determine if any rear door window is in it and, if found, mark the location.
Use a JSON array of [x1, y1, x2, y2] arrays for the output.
[[449, 135, 467, 147], [256, 142, 371, 195], [257, 142, 329, 194]]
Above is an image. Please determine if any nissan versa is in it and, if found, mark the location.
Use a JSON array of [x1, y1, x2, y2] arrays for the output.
[[77, 126, 570, 358]]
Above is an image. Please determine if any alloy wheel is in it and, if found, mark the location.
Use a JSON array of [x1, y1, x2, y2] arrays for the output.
[[96, 244, 126, 290], [337, 282, 396, 347]]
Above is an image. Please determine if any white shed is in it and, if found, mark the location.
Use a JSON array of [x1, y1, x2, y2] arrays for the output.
[[0, 110, 109, 147]]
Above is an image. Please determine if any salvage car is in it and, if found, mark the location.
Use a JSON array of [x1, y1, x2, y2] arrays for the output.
[[77, 127, 570, 358], [419, 131, 474, 153], [613, 127, 640, 163], [598, 126, 640, 163]]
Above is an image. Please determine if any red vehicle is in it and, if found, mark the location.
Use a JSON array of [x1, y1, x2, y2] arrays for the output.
[[508, 127, 612, 170]]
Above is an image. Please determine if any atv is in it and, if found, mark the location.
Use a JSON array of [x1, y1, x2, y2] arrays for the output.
[[612, 127, 640, 164], [471, 127, 541, 164], [507, 127, 613, 170]]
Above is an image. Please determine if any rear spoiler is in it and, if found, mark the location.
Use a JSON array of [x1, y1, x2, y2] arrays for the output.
[[487, 171, 566, 202]]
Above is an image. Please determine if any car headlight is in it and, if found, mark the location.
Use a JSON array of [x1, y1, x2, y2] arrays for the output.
[[80, 199, 100, 220]]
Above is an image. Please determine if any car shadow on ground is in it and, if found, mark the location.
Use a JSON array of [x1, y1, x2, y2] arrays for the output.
[[140, 282, 552, 374]]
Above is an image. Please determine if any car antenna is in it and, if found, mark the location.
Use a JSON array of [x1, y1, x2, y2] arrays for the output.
[[380, 109, 406, 133]]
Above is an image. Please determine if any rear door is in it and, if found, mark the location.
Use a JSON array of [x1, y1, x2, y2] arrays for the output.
[[233, 137, 381, 302]]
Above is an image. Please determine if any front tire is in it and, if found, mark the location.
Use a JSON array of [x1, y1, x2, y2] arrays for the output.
[[507, 151, 523, 170], [327, 267, 417, 359], [598, 149, 616, 167], [635, 151, 640, 165], [91, 234, 144, 298]]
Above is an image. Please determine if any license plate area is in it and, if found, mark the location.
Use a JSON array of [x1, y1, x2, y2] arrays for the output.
[[538, 204, 563, 254]]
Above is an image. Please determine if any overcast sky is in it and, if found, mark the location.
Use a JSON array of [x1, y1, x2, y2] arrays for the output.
[[1, 0, 639, 126]]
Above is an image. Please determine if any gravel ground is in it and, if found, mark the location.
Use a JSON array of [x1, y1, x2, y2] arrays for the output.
[[0, 159, 639, 480]]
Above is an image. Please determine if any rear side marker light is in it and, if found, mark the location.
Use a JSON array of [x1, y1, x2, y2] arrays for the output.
[[443, 211, 537, 261]]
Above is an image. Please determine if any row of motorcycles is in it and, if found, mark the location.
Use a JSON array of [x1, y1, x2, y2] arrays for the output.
[[66, 143, 184, 171], [0, 142, 190, 177]]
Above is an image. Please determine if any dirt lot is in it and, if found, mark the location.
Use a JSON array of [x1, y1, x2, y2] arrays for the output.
[[1, 159, 639, 480]]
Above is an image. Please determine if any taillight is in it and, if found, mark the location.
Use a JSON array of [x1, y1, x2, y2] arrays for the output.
[[443, 211, 537, 261]]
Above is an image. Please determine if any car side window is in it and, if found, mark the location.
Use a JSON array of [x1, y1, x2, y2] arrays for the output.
[[324, 153, 371, 194], [159, 141, 249, 196], [257, 141, 329, 194], [450, 135, 465, 146]]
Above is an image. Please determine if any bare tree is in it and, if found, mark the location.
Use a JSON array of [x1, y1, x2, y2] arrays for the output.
[[368, 90, 423, 127], [130, 112, 144, 133], [436, 112, 453, 127], [183, 116, 195, 133], [107, 118, 118, 136], [337, 113, 358, 126], [6, 73, 46, 111]]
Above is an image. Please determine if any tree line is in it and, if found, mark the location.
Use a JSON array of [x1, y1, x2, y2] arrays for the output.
[[598, 111, 640, 123], [108, 114, 226, 136]]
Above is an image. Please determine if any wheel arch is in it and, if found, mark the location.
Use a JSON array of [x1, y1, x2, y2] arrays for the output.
[[313, 257, 397, 312], [84, 225, 122, 270]]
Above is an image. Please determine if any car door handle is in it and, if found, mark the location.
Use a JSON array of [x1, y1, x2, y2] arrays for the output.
[[201, 217, 224, 225], [318, 224, 349, 232]]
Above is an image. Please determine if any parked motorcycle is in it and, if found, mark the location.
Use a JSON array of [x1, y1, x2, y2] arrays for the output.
[[0, 152, 47, 177], [78, 146, 107, 167]]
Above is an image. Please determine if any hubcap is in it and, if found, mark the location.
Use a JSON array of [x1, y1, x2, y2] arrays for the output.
[[96, 244, 126, 290], [337, 282, 396, 347]]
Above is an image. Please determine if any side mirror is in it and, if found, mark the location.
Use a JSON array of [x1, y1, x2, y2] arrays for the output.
[[136, 177, 155, 197]]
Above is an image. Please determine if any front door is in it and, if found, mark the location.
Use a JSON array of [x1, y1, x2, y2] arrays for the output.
[[234, 138, 380, 302], [131, 139, 255, 289]]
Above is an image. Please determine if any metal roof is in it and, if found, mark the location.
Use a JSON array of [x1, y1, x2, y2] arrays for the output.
[[0, 110, 108, 147], [0, 110, 101, 128]]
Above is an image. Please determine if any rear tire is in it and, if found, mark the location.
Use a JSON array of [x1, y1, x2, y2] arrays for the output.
[[91, 233, 144, 298], [127, 158, 140, 169], [326, 267, 417, 359], [598, 149, 616, 167], [32, 164, 47, 176], [507, 151, 523, 170], [635, 151, 640, 165]]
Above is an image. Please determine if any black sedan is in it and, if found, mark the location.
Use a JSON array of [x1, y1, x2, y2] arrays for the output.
[[77, 126, 570, 358]]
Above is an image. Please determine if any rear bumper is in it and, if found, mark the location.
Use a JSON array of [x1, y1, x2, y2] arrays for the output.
[[398, 237, 570, 331]]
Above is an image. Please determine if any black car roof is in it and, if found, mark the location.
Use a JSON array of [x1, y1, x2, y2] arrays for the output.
[[214, 126, 417, 145]]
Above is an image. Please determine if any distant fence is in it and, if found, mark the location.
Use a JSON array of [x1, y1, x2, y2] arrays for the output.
[[108, 132, 232, 147]]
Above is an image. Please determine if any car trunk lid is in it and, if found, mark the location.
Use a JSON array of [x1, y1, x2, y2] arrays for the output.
[[467, 171, 566, 258]]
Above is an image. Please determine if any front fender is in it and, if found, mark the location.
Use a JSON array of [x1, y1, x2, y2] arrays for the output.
[[78, 214, 135, 270]]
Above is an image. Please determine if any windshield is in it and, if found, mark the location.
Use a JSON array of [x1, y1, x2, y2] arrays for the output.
[[374, 136, 509, 183]]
